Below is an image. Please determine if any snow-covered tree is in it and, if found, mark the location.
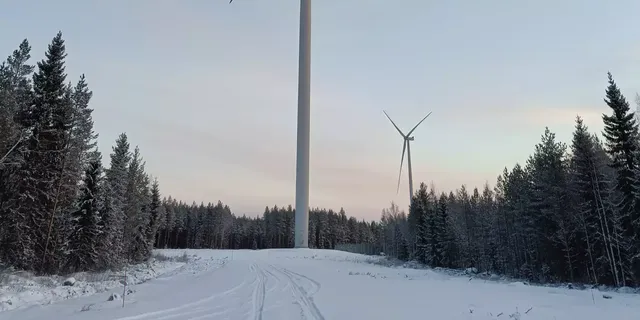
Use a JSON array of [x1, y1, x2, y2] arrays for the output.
[[0, 39, 34, 259], [146, 178, 162, 253], [67, 154, 103, 272], [102, 133, 130, 268], [123, 146, 152, 263], [5, 32, 75, 273], [601, 72, 640, 283]]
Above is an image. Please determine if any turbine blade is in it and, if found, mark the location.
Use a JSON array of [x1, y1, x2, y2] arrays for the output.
[[407, 111, 432, 136], [396, 140, 407, 195], [383, 111, 406, 138]]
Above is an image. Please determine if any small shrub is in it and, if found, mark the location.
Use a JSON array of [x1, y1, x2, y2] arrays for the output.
[[152, 251, 189, 263]]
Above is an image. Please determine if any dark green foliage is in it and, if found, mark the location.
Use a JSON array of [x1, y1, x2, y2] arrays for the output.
[[601, 73, 639, 237], [600, 72, 640, 285], [5, 32, 74, 273], [435, 193, 455, 268], [67, 155, 103, 271], [0, 39, 34, 260], [146, 178, 162, 251]]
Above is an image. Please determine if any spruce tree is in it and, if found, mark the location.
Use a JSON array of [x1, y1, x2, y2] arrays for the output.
[[527, 127, 571, 281], [0, 39, 33, 163], [455, 185, 476, 267], [101, 133, 131, 268], [412, 183, 429, 263], [124, 146, 152, 263], [503, 163, 535, 279], [67, 154, 103, 272], [162, 197, 176, 248], [68, 74, 97, 178], [478, 184, 497, 271], [0, 39, 34, 256], [601, 72, 639, 283], [6, 32, 73, 273], [570, 116, 623, 285], [426, 187, 440, 266], [146, 178, 162, 249], [434, 193, 454, 268], [395, 223, 409, 261]]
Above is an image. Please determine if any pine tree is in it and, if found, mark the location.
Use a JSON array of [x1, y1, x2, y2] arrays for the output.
[[67, 154, 103, 272]]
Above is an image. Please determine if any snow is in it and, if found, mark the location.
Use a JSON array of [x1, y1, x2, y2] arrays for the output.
[[1, 249, 639, 319], [0, 253, 191, 312]]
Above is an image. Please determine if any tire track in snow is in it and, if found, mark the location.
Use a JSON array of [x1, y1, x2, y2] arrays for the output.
[[269, 264, 324, 320], [250, 263, 267, 320], [114, 266, 255, 320], [262, 265, 284, 293], [282, 268, 322, 296]]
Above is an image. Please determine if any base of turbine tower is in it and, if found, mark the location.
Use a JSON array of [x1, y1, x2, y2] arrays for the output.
[[294, 207, 309, 248]]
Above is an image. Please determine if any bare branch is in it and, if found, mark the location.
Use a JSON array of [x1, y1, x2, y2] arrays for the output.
[[0, 133, 24, 165]]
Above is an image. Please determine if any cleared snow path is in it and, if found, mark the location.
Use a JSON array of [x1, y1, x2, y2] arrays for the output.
[[2, 249, 640, 319]]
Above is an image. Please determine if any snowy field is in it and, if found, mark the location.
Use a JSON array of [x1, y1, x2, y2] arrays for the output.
[[1, 249, 640, 320]]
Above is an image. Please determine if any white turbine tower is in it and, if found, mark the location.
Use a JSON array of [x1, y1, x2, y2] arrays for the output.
[[230, 0, 311, 248], [383, 111, 432, 205], [635, 94, 640, 125]]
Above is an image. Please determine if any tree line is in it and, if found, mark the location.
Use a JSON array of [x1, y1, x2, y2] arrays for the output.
[[379, 73, 640, 288], [0, 34, 164, 274], [3, 33, 640, 291], [153, 201, 381, 252]]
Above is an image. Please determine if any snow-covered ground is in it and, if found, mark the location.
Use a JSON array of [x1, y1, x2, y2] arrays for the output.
[[1, 249, 639, 319], [0, 252, 198, 312]]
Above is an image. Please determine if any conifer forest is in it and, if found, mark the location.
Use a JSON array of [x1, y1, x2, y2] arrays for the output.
[[3, 33, 640, 290]]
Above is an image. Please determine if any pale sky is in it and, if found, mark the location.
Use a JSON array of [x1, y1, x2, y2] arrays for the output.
[[1, 0, 639, 219]]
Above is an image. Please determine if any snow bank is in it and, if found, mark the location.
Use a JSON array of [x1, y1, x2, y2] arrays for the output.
[[0, 251, 192, 312], [332, 251, 640, 299]]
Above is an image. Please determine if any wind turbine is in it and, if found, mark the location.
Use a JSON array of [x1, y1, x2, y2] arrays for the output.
[[230, 0, 312, 248], [383, 111, 432, 205]]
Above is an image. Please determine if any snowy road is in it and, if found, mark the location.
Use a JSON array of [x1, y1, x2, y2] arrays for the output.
[[3, 249, 640, 320]]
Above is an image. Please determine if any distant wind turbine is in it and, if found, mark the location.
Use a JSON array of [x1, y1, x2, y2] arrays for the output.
[[384, 111, 432, 205]]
